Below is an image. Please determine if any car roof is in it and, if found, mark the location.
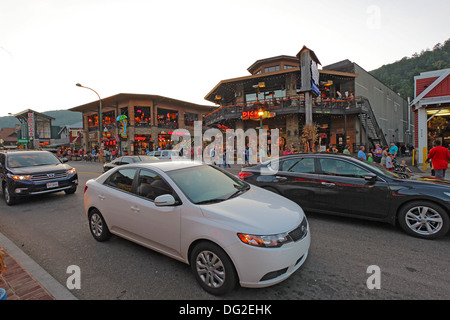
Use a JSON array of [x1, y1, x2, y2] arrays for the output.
[[2, 150, 53, 155], [132, 160, 204, 172], [278, 152, 357, 160]]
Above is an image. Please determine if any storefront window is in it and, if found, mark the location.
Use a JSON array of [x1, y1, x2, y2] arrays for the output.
[[184, 112, 198, 126], [157, 108, 178, 129], [134, 134, 153, 154], [158, 130, 189, 150], [134, 106, 151, 127], [88, 115, 99, 130], [120, 107, 129, 117], [36, 121, 51, 139], [245, 92, 264, 103], [103, 111, 115, 127]]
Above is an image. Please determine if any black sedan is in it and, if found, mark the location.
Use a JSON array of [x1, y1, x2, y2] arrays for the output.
[[103, 155, 159, 172], [238, 153, 450, 239]]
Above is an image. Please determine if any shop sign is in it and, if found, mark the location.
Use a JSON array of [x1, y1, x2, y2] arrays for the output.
[[310, 60, 320, 96], [88, 131, 98, 141], [242, 111, 276, 120], [160, 131, 189, 136], [28, 112, 34, 139]]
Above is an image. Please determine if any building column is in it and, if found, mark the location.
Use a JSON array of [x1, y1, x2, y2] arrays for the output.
[[286, 114, 299, 150], [416, 106, 427, 165]]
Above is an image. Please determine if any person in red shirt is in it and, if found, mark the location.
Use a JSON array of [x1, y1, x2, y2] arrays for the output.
[[427, 140, 450, 179]]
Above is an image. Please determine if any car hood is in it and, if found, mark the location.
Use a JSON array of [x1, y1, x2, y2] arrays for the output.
[[198, 186, 304, 235], [9, 163, 71, 174], [408, 175, 450, 187]]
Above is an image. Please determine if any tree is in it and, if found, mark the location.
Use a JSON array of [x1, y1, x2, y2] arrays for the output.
[[370, 38, 450, 99], [299, 123, 319, 152]]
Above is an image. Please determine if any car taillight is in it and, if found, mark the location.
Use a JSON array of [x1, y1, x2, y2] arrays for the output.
[[84, 185, 88, 194], [238, 172, 253, 180]]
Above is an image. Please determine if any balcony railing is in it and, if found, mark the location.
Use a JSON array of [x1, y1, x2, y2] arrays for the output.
[[203, 95, 366, 126]]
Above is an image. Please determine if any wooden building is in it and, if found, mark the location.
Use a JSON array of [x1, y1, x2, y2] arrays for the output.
[[69, 93, 211, 155]]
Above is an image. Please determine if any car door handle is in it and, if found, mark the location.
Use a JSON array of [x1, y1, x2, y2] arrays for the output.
[[130, 206, 141, 213], [321, 182, 336, 187], [98, 195, 105, 200], [275, 176, 287, 180]]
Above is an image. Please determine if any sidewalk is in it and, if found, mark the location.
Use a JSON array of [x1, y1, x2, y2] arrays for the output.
[[0, 251, 54, 300], [397, 155, 450, 179], [0, 232, 77, 300]]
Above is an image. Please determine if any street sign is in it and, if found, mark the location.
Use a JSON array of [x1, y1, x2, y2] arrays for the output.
[[17, 139, 29, 144]]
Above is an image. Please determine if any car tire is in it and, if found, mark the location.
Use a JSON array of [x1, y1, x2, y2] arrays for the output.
[[190, 242, 238, 296], [398, 201, 450, 239], [3, 184, 17, 206], [88, 209, 111, 242], [65, 186, 77, 194]]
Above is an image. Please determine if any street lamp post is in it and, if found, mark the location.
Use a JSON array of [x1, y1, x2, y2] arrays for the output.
[[76, 83, 102, 148], [258, 110, 264, 130]]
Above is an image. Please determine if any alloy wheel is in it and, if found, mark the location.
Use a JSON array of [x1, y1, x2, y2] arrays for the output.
[[195, 250, 225, 289], [90, 213, 104, 238], [4, 185, 10, 203], [404, 205, 443, 236], [3, 184, 15, 205]]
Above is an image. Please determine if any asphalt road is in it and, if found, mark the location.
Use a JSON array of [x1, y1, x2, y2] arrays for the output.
[[0, 160, 449, 300]]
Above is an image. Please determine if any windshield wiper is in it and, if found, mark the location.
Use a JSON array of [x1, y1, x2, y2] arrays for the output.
[[195, 198, 227, 205], [196, 185, 250, 204], [225, 184, 251, 200]]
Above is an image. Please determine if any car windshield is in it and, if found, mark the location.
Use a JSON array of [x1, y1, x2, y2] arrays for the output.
[[7, 152, 61, 168], [167, 165, 250, 204], [138, 156, 159, 162]]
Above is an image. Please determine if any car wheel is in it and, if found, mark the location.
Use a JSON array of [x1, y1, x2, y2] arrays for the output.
[[88, 209, 111, 242], [398, 201, 450, 239], [190, 242, 238, 296], [65, 186, 77, 194], [3, 184, 17, 206]]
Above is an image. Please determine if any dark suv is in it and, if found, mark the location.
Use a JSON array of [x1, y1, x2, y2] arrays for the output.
[[0, 150, 78, 205]]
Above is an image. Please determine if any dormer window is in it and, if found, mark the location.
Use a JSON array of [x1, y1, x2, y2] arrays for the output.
[[284, 65, 296, 70], [264, 66, 280, 73]]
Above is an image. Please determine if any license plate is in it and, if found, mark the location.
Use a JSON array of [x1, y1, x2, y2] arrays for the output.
[[46, 181, 58, 188]]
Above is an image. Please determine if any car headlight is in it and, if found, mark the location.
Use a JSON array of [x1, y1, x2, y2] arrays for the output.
[[66, 168, 77, 175], [237, 232, 292, 248], [7, 173, 32, 181]]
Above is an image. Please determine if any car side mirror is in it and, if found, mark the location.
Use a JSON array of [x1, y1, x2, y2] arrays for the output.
[[154, 194, 176, 206], [61, 158, 68, 163], [364, 173, 377, 181]]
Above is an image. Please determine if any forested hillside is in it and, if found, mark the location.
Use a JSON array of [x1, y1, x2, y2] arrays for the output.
[[0, 110, 82, 129], [370, 38, 450, 100]]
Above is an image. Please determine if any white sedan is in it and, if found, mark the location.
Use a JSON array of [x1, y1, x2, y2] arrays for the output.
[[83, 161, 310, 295]]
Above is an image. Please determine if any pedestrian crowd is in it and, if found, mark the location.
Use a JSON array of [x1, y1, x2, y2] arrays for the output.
[[57, 147, 121, 163]]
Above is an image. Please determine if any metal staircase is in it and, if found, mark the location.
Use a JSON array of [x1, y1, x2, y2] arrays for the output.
[[357, 98, 388, 148]]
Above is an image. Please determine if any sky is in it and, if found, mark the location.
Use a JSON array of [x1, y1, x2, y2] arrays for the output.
[[0, 0, 449, 118]]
